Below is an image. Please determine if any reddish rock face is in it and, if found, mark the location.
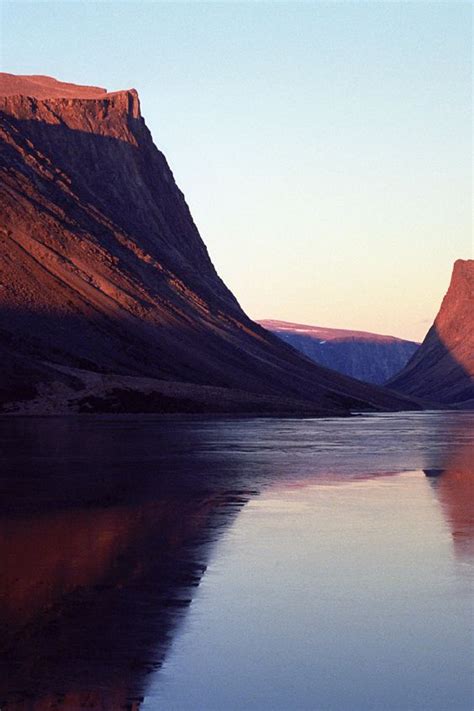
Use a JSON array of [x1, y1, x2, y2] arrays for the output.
[[389, 260, 474, 406], [0, 73, 420, 414], [0, 73, 108, 99]]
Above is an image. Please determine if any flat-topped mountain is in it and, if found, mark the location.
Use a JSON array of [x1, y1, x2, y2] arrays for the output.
[[388, 260, 474, 407], [259, 320, 419, 385], [0, 72, 109, 99], [0, 73, 420, 414]]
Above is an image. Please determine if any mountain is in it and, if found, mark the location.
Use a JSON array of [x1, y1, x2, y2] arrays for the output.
[[388, 260, 474, 407], [0, 73, 420, 415], [259, 320, 419, 385]]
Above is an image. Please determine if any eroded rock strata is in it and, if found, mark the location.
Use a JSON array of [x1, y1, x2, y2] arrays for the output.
[[0, 73, 420, 414]]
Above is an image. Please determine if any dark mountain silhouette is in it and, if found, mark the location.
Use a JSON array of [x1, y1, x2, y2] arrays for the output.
[[388, 260, 474, 407], [0, 73, 421, 415], [259, 320, 419, 385]]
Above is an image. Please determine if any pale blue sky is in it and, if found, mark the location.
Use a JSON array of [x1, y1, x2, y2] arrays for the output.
[[1, 1, 472, 340]]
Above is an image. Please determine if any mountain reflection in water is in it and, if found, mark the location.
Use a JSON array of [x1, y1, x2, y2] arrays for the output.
[[0, 412, 472, 710]]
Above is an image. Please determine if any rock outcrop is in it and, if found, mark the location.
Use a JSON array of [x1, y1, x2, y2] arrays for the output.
[[259, 320, 419, 385], [388, 260, 474, 407], [0, 73, 420, 414]]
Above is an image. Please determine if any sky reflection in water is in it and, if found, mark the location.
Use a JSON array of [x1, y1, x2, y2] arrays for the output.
[[0, 412, 472, 710]]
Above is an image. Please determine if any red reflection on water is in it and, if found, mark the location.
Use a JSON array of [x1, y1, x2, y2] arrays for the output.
[[0, 495, 228, 710], [430, 441, 474, 559]]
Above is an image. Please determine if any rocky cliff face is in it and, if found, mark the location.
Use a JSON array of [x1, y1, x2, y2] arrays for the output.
[[259, 320, 419, 385], [388, 260, 474, 407], [0, 73, 420, 414]]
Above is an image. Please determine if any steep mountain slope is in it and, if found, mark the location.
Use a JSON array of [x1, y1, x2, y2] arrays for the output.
[[388, 260, 473, 407], [259, 320, 419, 384], [0, 73, 420, 414]]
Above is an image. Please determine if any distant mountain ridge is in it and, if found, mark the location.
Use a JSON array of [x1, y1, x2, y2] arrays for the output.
[[0, 73, 421, 415], [259, 320, 419, 385], [388, 260, 474, 407]]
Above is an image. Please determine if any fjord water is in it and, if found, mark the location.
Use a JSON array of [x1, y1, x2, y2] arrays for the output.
[[0, 412, 472, 710]]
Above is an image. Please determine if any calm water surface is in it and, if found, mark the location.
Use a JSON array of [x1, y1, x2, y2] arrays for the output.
[[0, 412, 472, 710]]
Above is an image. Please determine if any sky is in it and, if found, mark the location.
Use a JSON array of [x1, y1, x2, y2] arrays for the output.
[[0, 0, 472, 341]]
